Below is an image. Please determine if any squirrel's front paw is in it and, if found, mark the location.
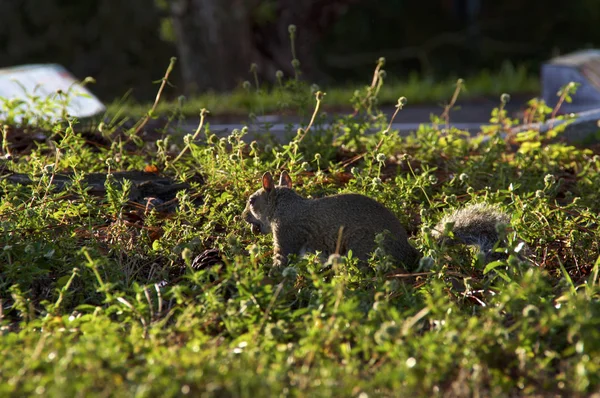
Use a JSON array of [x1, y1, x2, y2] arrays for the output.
[[269, 252, 291, 277], [268, 265, 283, 278]]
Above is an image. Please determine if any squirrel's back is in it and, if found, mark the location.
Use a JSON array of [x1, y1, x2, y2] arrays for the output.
[[305, 193, 418, 265], [310, 194, 404, 227]]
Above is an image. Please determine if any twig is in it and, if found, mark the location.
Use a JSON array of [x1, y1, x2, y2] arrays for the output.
[[440, 78, 464, 128], [341, 96, 406, 169], [373, 96, 407, 153], [170, 108, 209, 166], [133, 57, 177, 136], [144, 286, 154, 321], [297, 91, 325, 143], [1, 125, 11, 159], [548, 82, 576, 130], [370, 57, 386, 89], [551, 82, 576, 120], [352, 57, 386, 116], [154, 282, 163, 316]]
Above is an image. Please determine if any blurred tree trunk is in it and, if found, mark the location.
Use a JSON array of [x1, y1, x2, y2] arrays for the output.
[[169, 0, 358, 93], [169, 0, 258, 93]]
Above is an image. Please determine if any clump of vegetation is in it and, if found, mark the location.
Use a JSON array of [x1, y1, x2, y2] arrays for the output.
[[109, 61, 539, 120], [1, 41, 599, 397]]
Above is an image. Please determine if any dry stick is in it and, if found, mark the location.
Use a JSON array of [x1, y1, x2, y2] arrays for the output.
[[548, 82, 576, 130], [133, 57, 177, 136], [1, 125, 11, 159], [154, 283, 163, 316], [297, 91, 325, 144], [170, 108, 209, 166], [440, 78, 464, 129], [144, 286, 155, 322], [401, 306, 430, 336], [340, 96, 406, 169], [352, 58, 386, 117], [370, 58, 385, 89], [372, 71, 385, 100], [550, 82, 575, 120], [373, 96, 406, 153]]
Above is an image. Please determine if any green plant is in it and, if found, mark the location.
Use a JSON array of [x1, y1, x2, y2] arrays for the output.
[[1, 50, 599, 397]]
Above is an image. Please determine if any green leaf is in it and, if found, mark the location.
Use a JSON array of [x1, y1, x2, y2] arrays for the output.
[[559, 263, 576, 295], [55, 274, 71, 289], [483, 260, 506, 274]]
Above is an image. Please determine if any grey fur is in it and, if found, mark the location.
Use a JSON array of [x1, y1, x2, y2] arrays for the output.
[[432, 203, 510, 258]]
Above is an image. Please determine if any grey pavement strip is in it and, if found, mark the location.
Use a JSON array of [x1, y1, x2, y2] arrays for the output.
[[180, 121, 486, 142], [179, 108, 600, 143]]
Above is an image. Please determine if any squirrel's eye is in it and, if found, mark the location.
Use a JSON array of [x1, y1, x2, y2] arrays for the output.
[[249, 197, 257, 206]]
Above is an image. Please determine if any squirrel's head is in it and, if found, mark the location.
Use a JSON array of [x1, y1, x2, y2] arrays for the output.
[[242, 171, 293, 235]]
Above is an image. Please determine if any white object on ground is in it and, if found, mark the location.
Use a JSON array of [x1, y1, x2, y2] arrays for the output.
[[0, 64, 105, 121]]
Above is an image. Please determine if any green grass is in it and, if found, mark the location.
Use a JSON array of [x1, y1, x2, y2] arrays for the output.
[[109, 63, 539, 119], [1, 65, 599, 397]]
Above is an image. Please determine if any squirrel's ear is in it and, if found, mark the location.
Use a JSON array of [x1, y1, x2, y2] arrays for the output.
[[279, 171, 292, 188], [262, 172, 274, 192]]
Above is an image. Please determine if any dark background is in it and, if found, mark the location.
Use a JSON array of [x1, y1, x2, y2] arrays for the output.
[[1, 0, 598, 101]]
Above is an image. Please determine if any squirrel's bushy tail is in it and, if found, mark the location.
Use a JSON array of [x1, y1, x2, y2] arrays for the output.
[[432, 203, 511, 258]]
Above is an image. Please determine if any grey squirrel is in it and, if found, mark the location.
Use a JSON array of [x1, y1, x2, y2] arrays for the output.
[[242, 171, 511, 270]]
